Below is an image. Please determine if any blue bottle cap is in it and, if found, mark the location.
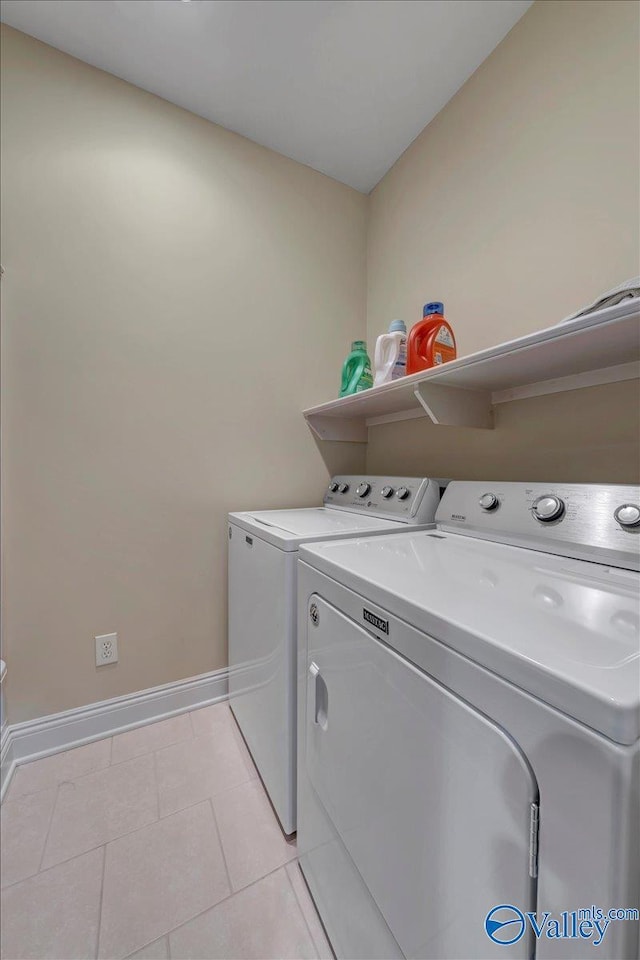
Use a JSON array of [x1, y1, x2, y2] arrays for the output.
[[388, 319, 406, 333], [424, 302, 444, 316]]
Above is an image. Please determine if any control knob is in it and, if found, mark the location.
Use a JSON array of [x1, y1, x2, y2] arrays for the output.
[[396, 487, 410, 500], [356, 482, 371, 498], [614, 504, 640, 529], [381, 486, 395, 499], [532, 495, 565, 523], [478, 492, 499, 512], [338, 483, 350, 494], [328, 482, 339, 493]]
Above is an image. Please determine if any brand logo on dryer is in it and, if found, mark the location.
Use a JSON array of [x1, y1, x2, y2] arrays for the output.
[[450, 513, 466, 522], [363, 608, 389, 635]]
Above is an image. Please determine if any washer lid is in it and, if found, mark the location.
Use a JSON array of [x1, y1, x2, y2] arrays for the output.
[[229, 508, 405, 550], [299, 530, 640, 744]]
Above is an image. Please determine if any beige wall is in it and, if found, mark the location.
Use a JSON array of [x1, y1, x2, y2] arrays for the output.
[[366, 0, 640, 481], [1, 25, 366, 723], [2, 0, 639, 725]]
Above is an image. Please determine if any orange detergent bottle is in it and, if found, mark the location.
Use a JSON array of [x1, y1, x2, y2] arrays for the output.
[[407, 302, 457, 374]]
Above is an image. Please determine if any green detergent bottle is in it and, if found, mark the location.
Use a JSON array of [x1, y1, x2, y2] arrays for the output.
[[340, 340, 374, 397]]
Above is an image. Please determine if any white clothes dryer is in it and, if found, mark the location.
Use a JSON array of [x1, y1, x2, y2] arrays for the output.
[[297, 481, 640, 960]]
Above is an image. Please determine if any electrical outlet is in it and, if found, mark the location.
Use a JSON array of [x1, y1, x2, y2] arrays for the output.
[[95, 633, 118, 666]]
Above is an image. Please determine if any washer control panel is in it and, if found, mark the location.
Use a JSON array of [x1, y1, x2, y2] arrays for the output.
[[531, 494, 565, 523], [615, 504, 640, 528], [436, 482, 640, 571], [324, 477, 448, 523]]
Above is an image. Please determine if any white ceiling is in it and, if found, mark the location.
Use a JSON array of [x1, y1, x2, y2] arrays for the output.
[[0, 0, 532, 192]]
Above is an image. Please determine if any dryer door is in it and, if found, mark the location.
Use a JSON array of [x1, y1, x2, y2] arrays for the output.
[[302, 594, 538, 960]]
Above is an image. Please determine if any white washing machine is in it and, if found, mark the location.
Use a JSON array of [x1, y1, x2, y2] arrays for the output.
[[297, 481, 640, 960], [228, 475, 446, 835]]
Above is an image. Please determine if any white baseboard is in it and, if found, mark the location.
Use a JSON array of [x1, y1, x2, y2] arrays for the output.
[[0, 667, 229, 801], [0, 723, 15, 802]]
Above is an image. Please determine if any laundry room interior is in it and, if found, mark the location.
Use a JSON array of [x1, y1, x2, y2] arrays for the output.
[[0, 1, 638, 959]]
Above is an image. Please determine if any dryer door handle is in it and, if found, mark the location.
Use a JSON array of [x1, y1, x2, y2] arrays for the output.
[[309, 662, 328, 731]]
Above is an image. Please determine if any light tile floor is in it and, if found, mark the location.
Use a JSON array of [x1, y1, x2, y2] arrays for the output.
[[0, 703, 333, 960]]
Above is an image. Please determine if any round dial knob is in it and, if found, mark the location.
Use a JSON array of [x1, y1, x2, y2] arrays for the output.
[[328, 482, 339, 493], [396, 487, 410, 501], [532, 495, 565, 523], [356, 482, 371, 498], [381, 486, 395, 499], [478, 492, 499, 512], [614, 504, 640, 528], [338, 483, 349, 494]]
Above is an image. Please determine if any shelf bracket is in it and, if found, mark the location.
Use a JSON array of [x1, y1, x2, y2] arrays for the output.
[[414, 383, 493, 429], [305, 414, 368, 443]]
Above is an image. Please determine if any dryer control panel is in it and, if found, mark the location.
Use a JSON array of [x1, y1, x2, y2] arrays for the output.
[[324, 476, 448, 524], [436, 482, 640, 571]]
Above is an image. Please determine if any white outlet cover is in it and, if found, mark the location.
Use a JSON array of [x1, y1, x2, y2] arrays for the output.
[[95, 632, 118, 666]]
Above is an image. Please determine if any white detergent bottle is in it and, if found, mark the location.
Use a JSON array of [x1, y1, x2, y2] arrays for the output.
[[373, 319, 407, 386]]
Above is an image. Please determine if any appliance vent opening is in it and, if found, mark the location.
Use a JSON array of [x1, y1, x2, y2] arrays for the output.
[[427, 533, 447, 540]]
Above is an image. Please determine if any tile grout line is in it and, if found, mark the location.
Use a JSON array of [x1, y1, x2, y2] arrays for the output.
[[32, 751, 158, 874], [154, 761, 257, 820], [284, 861, 323, 959], [120, 794, 239, 960], [108, 714, 197, 769], [5, 708, 229, 795], [36, 782, 61, 874], [3, 768, 262, 896], [36, 749, 150, 800], [287, 859, 335, 959], [3, 741, 114, 804], [95, 844, 107, 960], [0, 845, 101, 893], [0, 793, 158, 891], [292, 849, 337, 960], [187, 709, 196, 737], [152, 749, 160, 822], [164, 860, 305, 949], [1, 757, 263, 893], [197, 767, 257, 804], [122, 934, 170, 960], [110, 731, 193, 770], [208, 796, 232, 893], [4, 774, 261, 890], [152, 737, 257, 819], [4, 704, 318, 960], [7, 711, 203, 794]]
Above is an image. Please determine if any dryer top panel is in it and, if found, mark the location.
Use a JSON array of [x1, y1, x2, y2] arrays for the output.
[[299, 530, 640, 744]]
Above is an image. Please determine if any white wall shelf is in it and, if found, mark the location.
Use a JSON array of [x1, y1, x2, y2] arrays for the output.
[[303, 301, 640, 442]]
